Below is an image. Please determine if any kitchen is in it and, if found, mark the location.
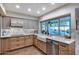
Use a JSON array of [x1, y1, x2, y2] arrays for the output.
[[0, 3, 79, 55]]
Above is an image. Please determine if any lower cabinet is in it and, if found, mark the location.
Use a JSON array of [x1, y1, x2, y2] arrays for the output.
[[46, 39, 75, 55], [0, 39, 2, 53], [1, 35, 34, 53], [24, 35, 33, 46], [37, 40, 47, 54], [33, 35, 38, 47], [2, 39, 10, 52], [59, 42, 75, 55], [9, 37, 25, 50]]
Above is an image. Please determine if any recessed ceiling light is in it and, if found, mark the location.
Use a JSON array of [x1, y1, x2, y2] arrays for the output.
[[42, 7, 46, 11], [51, 3, 55, 5], [28, 8, 31, 12], [37, 11, 40, 14], [16, 5, 20, 8]]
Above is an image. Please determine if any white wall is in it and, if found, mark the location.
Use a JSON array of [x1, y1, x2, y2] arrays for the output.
[[6, 11, 38, 20], [40, 3, 79, 38], [0, 16, 2, 36], [75, 8, 79, 55]]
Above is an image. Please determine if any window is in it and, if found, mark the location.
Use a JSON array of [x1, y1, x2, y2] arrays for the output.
[[60, 16, 71, 36], [41, 21, 48, 34], [48, 19, 59, 35], [40, 15, 71, 37]]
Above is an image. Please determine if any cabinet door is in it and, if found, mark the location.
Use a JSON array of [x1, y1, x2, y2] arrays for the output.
[[25, 36, 33, 46], [9, 37, 25, 50], [37, 40, 46, 53], [33, 20, 39, 29], [28, 20, 33, 29], [40, 41, 46, 53], [2, 39, 10, 52], [23, 20, 29, 29], [0, 39, 2, 53], [2, 17, 11, 29], [33, 38, 38, 46], [59, 43, 69, 55]]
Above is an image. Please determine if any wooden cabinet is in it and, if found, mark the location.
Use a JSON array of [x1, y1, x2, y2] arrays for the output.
[[2, 16, 11, 29], [37, 40, 46, 54], [1, 38, 10, 52], [0, 35, 34, 53], [33, 35, 38, 46], [0, 39, 2, 53], [9, 37, 25, 50], [59, 42, 75, 55], [24, 35, 33, 46]]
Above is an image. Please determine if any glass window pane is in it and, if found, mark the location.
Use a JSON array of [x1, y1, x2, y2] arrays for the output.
[[48, 19, 59, 35], [60, 16, 71, 36]]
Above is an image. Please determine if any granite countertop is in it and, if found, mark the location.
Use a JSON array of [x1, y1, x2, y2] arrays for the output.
[[0, 33, 34, 39], [47, 36, 75, 44], [35, 34, 75, 44], [0, 33, 75, 44]]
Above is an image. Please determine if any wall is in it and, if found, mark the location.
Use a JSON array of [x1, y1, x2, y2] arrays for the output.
[[75, 8, 79, 55], [6, 11, 38, 20], [1, 16, 39, 36], [39, 3, 79, 38], [0, 16, 2, 36], [1, 10, 39, 35]]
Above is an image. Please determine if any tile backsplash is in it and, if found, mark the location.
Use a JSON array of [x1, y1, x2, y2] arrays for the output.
[[1, 28, 38, 36]]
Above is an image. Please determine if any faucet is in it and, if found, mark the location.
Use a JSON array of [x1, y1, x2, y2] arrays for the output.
[[2, 31, 6, 36]]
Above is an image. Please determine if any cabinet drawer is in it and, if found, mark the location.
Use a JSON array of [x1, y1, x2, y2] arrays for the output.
[[10, 42, 24, 50], [10, 38, 24, 43], [10, 43, 18, 50], [25, 38, 33, 46], [9, 38, 18, 42]]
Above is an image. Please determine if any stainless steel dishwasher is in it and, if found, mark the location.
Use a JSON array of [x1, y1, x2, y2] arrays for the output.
[[46, 38, 59, 55], [52, 41, 59, 55]]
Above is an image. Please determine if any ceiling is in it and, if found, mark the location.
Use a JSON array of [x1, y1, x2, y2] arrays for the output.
[[3, 3, 67, 17]]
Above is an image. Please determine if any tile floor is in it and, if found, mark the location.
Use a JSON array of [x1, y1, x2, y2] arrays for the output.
[[4, 46, 45, 55]]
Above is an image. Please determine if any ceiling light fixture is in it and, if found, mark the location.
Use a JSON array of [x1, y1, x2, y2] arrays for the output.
[[37, 11, 40, 14], [42, 7, 46, 11], [51, 3, 55, 5], [28, 8, 31, 12], [16, 5, 20, 8]]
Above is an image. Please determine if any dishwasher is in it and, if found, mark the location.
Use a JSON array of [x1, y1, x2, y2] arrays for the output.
[[52, 41, 59, 55], [46, 38, 59, 55]]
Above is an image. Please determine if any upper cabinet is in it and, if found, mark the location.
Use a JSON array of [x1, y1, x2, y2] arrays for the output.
[[11, 18, 23, 27], [33, 20, 39, 29], [2, 16, 11, 29], [23, 20, 39, 29], [2, 16, 39, 29]]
